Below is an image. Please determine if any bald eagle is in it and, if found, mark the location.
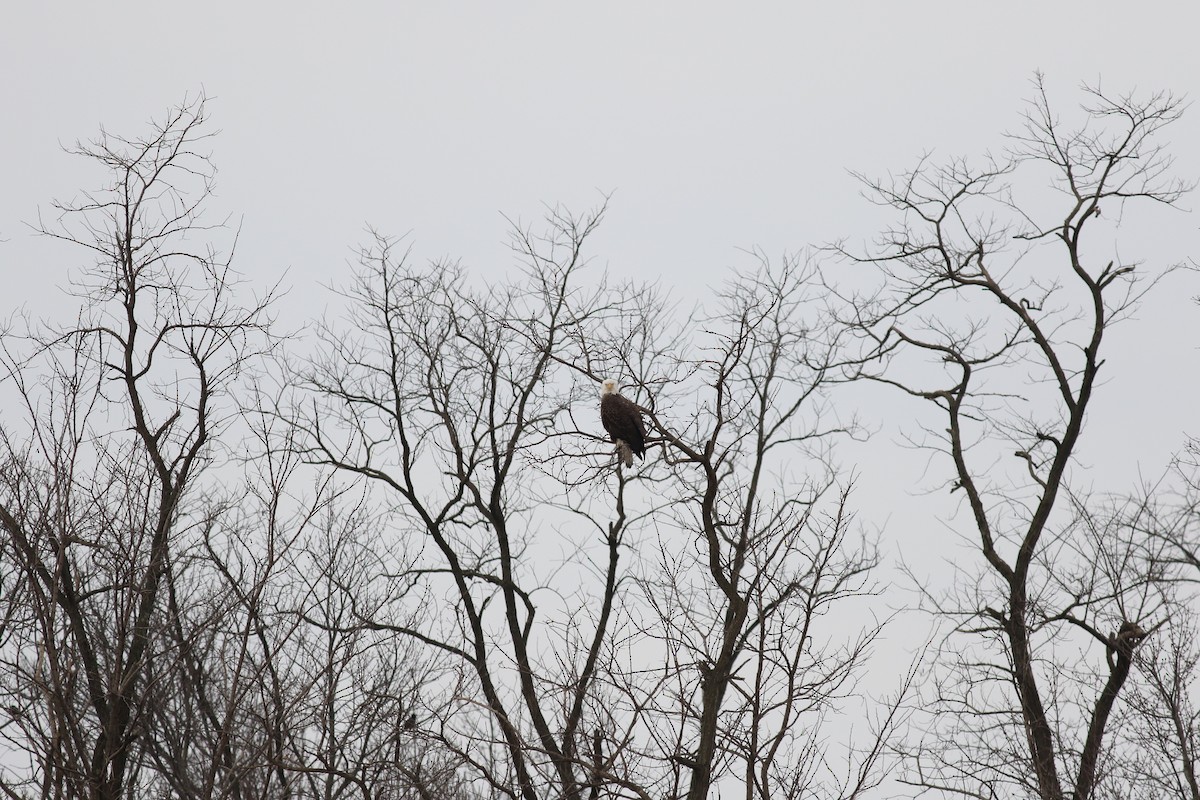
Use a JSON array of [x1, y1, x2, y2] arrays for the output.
[[600, 378, 647, 468]]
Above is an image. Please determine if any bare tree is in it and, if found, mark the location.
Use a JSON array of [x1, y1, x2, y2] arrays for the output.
[[293, 208, 899, 800], [589, 257, 896, 800], [833, 76, 1191, 800], [292, 208, 657, 800], [0, 96, 275, 800]]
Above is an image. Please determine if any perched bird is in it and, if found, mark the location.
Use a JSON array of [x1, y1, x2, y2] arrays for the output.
[[600, 378, 647, 467]]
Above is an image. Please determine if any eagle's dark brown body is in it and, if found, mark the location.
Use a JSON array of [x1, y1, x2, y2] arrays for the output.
[[600, 389, 647, 467]]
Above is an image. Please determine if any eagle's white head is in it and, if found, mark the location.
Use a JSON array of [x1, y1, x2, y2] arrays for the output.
[[600, 378, 619, 396]]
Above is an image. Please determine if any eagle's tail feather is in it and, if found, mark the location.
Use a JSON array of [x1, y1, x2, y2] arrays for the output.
[[615, 440, 634, 468]]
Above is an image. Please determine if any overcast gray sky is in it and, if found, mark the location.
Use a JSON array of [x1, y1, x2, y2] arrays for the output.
[[5, 4, 1197, 296], [3, 2, 1199, 580]]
